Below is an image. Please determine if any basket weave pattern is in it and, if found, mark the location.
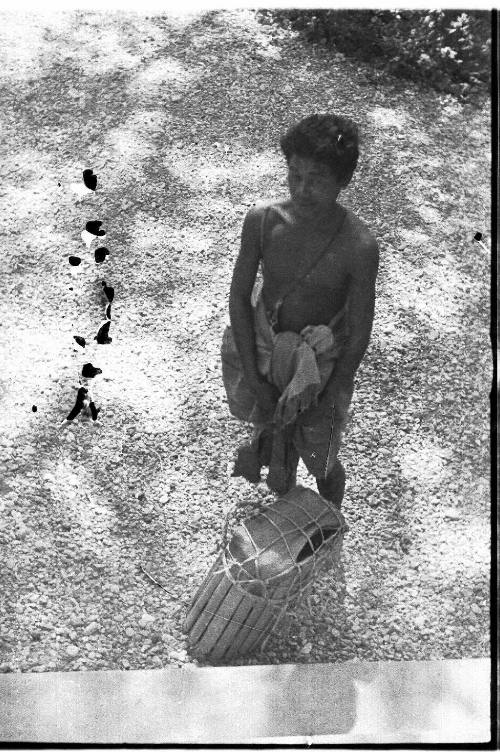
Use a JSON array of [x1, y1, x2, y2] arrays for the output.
[[183, 486, 347, 661]]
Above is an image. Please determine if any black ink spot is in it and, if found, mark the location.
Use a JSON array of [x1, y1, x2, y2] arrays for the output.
[[105, 304, 111, 320], [66, 386, 88, 421], [32, 405, 37, 412], [102, 281, 114, 303], [82, 363, 102, 378], [474, 232, 482, 241], [83, 169, 97, 191], [94, 247, 109, 263], [94, 321, 112, 345], [89, 401, 100, 421], [58, 182, 61, 187], [69, 256, 82, 266], [86, 220, 106, 237], [69, 287, 74, 291], [73, 336, 86, 348]]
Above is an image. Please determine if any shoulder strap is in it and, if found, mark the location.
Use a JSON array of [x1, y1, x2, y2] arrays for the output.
[[260, 204, 272, 258], [270, 207, 348, 329]]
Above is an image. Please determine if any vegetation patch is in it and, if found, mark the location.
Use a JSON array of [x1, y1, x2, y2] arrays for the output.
[[260, 9, 491, 101]]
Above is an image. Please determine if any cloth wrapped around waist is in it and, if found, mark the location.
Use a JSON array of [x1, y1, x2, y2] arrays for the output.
[[221, 290, 347, 429]]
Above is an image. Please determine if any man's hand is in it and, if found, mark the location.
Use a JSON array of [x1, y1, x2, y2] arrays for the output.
[[294, 372, 352, 436], [250, 378, 280, 417], [323, 373, 354, 418]]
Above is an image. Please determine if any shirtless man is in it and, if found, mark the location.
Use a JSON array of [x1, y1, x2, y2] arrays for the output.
[[222, 114, 378, 508]]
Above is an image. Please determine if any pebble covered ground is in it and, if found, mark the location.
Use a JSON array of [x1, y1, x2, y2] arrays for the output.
[[0, 9, 491, 673]]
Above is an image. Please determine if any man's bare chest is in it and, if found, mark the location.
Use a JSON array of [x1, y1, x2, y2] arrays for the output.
[[262, 224, 349, 296]]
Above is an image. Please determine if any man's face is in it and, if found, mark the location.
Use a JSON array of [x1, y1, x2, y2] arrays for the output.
[[287, 154, 344, 216]]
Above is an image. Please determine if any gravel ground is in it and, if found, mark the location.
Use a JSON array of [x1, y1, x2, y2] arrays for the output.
[[0, 9, 491, 673]]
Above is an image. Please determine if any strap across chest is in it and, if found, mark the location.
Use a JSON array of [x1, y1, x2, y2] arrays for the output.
[[260, 205, 347, 332]]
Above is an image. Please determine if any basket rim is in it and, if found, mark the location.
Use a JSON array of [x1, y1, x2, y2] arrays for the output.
[[221, 528, 345, 604]]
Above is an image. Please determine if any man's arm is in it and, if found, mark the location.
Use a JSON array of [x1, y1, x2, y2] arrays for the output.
[[323, 237, 379, 407], [228, 205, 262, 389], [229, 205, 279, 416]]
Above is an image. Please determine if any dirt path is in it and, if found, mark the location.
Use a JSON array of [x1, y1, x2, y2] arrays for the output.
[[0, 10, 490, 671]]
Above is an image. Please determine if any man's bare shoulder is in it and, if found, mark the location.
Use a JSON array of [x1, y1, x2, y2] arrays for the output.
[[245, 198, 289, 221], [344, 209, 379, 265], [242, 199, 291, 250]]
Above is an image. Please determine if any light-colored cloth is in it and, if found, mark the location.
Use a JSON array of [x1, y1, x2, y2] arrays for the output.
[[221, 289, 349, 493], [251, 290, 344, 427]]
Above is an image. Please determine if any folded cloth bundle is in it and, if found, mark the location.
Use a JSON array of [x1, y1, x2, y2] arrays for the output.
[[221, 289, 348, 494]]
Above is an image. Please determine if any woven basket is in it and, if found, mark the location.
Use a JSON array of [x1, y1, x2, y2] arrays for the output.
[[183, 486, 347, 661]]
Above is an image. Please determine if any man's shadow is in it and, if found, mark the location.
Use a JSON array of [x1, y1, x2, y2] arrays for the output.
[[262, 552, 349, 660], [187, 554, 356, 738]]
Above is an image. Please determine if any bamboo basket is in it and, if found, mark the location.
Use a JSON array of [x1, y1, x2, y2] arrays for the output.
[[183, 485, 347, 662]]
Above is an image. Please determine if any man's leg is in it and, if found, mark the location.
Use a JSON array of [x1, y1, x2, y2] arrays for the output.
[[316, 458, 346, 509], [232, 424, 272, 483], [266, 426, 300, 496], [295, 397, 349, 509], [314, 411, 346, 507], [233, 424, 300, 497]]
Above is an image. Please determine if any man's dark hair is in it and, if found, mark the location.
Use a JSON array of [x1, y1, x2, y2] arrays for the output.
[[280, 114, 359, 183]]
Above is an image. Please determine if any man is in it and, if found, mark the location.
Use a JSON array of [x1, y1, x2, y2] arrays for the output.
[[221, 114, 378, 509]]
